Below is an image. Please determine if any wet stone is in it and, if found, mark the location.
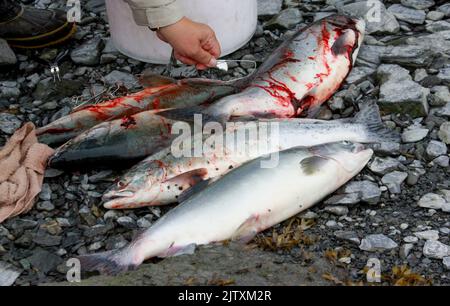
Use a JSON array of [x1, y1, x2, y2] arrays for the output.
[[27, 249, 62, 275], [432, 156, 449, 168], [426, 140, 447, 159], [381, 171, 408, 194], [359, 234, 398, 252], [32, 232, 62, 247], [402, 127, 429, 143], [265, 8, 303, 30], [414, 230, 439, 241], [444, 257, 450, 270], [423, 240, 450, 259], [0, 261, 21, 286], [387, 4, 426, 25], [369, 157, 400, 175], [430, 86, 450, 106], [257, 0, 282, 17], [324, 206, 349, 216], [344, 180, 381, 205], [0, 113, 22, 135], [417, 193, 449, 211], [70, 38, 104, 66], [0, 38, 17, 66], [334, 230, 360, 245], [401, 0, 435, 10]]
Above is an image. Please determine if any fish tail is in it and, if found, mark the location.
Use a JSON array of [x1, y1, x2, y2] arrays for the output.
[[354, 102, 401, 143], [77, 248, 137, 276]]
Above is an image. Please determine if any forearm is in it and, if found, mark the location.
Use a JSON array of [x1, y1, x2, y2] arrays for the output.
[[124, 0, 183, 28]]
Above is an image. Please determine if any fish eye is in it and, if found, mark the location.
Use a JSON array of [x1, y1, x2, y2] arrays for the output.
[[117, 181, 126, 188], [342, 141, 351, 146]]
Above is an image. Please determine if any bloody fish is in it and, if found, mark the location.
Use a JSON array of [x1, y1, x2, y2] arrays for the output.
[[161, 14, 365, 122], [36, 75, 240, 145]]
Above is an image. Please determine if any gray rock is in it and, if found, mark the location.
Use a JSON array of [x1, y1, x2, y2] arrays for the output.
[[387, 4, 426, 25], [344, 180, 381, 204], [423, 240, 450, 259], [27, 249, 62, 274], [0, 113, 21, 134], [39, 183, 52, 201], [334, 230, 360, 245], [404, 235, 419, 243], [426, 140, 447, 158], [359, 234, 398, 252], [433, 156, 449, 168], [414, 68, 428, 82], [117, 216, 136, 229], [427, 11, 445, 21], [70, 38, 104, 65], [104, 70, 138, 89], [417, 193, 447, 210], [32, 232, 62, 247], [381, 45, 433, 68], [169, 66, 198, 78], [265, 8, 303, 30], [426, 20, 450, 33], [324, 206, 349, 216], [0, 39, 17, 65], [401, 0, 434, 10], [79, 206, 97, 226], [414, 230, 439, 241], [369, 156, 400, 175], [444, 257, 450, 270], [430, 86, 450, 106], [437, 67, 450, 85], [402, 127, 429, 143], [437, 3, 450, 17], [338, 0, 400, 34], [257, 0, 282, 17], [346, 67, 376, 84], [400, 243, 414, 259], [381, 171, 408, 194], [0, 261, 21, 286], [0, 86, 20, 99], [137, 217, 152, 229], [36, 201, 55, 211], [356, 45, 387, 69], [325, 192, 361, 205], [438, 122, 450, 144]]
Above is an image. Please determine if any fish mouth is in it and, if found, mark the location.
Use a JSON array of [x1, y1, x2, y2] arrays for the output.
[[102, 190, 135, 201]]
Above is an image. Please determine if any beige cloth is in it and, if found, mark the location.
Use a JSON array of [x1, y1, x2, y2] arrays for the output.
[[124, 0, 183, 28], [0, 122, 54, 224]]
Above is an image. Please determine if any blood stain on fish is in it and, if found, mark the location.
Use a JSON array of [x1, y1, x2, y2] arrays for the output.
[[120, 116, 137, 129]]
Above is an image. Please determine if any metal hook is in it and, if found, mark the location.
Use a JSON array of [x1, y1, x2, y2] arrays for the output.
[[49, 49, 69, 83]]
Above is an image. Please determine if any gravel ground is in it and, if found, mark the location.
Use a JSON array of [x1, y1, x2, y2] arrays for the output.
[[1, 0, 450, 286]]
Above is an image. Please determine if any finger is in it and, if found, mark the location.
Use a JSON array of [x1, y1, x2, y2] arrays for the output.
[[196, 63, 208, 70], [175, 52, 197, 66], [189, 47, 217, 68], [202, 34, 221, 58]]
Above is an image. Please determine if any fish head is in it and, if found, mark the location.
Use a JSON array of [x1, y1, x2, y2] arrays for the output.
[[102, 162, 166, 209], [311, 141, 373, 175]]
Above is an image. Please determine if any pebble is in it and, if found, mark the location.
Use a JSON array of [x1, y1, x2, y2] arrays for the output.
[[427, 11, 444, 21], [0, 113, 22, 135], [432, 156, 449, 168], [70, 38, 104, 66], [104, 70, 138, 89], [400, 244, 414, 259], [401, 0, 435, 10], [324, 206, 349, 216], [257, 0, 282, 17], [404, 236, 419, 243], [426, 140, 447, 159], [381, 171, 408, 194], [387, 4, 426, 25], [414, 230, 440, 241], [444, 257, 450, 270], [265, 8, 302, 30], [417, 193, 449, 210], [334, 230, 361, 245], [116, 216, 136, 229], [0, 39, 17, 65], [423, 240, 450, 259], [402, 127, 429, 143], [369, 157, 400, 175], [438, 122, 450, 144], [430, 86, 450, 106], [359, 234, 398, 252], [36, 201, 55, 211]]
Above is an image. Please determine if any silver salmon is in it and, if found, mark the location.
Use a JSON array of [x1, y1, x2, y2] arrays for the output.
[[78, 141, 373, 275], [102, 102, 398, 209]]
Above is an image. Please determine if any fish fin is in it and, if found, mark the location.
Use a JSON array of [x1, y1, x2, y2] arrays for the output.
[[353, 102, 401, 143], [299, 156, 330, 175], [161, 243, 197, 257], [177, 178, 211, 203], [232, 216, 260, 244], [158, 107, 222, 124], [77, 249, 135, 276], [331, 30, 353, 56], [139, 71, 177, 87]]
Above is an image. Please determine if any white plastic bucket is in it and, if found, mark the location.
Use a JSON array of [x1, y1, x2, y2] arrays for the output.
[[105, 0, 258, 64]]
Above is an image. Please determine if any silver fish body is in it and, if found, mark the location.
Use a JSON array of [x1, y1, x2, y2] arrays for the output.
[[103, 102, 398, 209], [78, 141, 373, 275]]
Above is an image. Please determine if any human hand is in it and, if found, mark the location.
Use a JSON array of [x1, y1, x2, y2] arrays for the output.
[[156, 17, 221, 70]]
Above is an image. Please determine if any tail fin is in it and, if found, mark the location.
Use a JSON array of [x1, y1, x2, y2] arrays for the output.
[[77, 249, 135, 276], [353, 102, 400, 143]]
